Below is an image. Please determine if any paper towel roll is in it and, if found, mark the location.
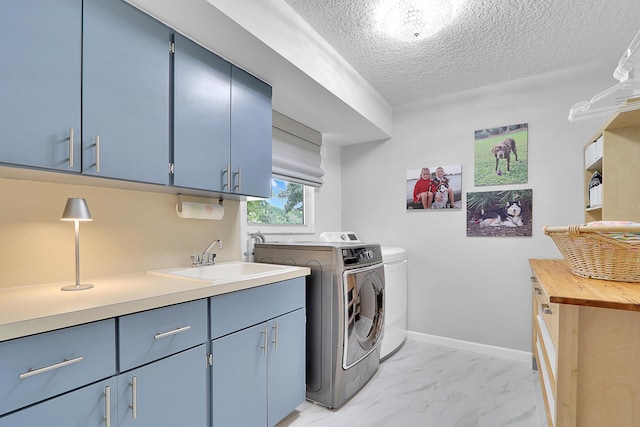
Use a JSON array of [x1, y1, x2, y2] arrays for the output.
[[176, 201, 224, 220]]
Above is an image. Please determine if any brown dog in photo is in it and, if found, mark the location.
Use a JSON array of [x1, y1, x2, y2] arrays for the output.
[[491, 138, 518, 172]]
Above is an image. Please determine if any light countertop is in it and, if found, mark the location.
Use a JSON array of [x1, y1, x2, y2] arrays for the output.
[[529, 259, 640, 311], [0, 262, 310, 341]]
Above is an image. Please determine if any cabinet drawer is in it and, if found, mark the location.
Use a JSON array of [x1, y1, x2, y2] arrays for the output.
[[532, 276, 559, 350], [211, 278, 305, 339], [119, 299, 207, 371], [535, 334, 556, 427], [0, 319, 116, 416]]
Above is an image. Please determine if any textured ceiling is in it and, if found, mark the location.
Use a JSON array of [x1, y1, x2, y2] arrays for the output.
[[283, 0, 640, 108]]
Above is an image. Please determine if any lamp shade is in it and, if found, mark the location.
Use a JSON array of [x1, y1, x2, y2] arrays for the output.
[[61, 198, 93, 221]]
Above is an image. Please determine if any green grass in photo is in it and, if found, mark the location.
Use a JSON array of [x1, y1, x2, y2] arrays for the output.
[[474, 130, 528, 186]]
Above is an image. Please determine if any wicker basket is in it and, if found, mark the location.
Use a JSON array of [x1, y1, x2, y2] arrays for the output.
[[544, 224, 640, 282]]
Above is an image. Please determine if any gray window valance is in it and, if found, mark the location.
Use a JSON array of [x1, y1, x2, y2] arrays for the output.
[[272, 111, 324, 187]]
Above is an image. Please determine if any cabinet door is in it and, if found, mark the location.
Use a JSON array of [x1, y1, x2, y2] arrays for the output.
[[0, 377, 117, 427], [268, 309, 306, 427], [230, 66, 273, 197], [117, 345, 207, 427], [173, 34, 231, 192], [0, 0, 81, 171], [211, 323, 267, 426], [82, 0, 170, 184]]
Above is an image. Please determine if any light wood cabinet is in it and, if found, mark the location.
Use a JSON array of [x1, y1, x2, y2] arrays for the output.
[[530, 259, 640, 427], [583, 108, 640, 222]]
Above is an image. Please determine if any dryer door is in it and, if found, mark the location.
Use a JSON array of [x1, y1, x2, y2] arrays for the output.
[[342, 264, 385, 369]]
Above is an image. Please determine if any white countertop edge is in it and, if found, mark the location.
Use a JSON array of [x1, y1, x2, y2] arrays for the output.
[[0, 265, 310, 342]]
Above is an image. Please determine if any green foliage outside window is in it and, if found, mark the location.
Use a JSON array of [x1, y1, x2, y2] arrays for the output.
[[247, 179, 304, 225]]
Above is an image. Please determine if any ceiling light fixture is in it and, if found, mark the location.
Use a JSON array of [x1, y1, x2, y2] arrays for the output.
[[375, 0, 459, 42]]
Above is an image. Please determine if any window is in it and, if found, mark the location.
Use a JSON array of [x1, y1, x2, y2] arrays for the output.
[[247, 178, 315, 233], [245, 112, 321, 235]]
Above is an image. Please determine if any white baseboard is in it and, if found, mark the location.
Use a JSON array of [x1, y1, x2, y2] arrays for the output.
[[407, 331, 532, 364]]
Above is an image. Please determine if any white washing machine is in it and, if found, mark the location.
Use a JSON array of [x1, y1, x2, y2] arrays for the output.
[[380, 247, 408, 360]]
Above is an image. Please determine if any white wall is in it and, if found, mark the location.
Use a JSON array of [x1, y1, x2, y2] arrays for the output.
[[341, 63, 613, 352], [314, 142, 344, 235]]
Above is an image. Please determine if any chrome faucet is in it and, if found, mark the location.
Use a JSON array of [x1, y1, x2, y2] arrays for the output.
[[192, 238, 223, 267], [250, 231, 266, 244], [244, 231, 266, 259]]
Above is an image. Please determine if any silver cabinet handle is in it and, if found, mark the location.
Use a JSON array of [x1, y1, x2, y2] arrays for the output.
[[534, 287, 543, 295], [129, 376, 137, 419], [260, 326, 268, 355], [104, 385, 111, 427], [271, 322, 279, 349], [19, 356, 84, 379], [222, 164, 230, 190], [542, 303, 553, 315], [154, 325, 191, 340], [95, 136, 101, 172], [69, 128, 74, 168], [234, 167, 241, 191]]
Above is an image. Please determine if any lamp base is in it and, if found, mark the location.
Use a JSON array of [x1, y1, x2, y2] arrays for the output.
[[61, 283, 94, 291]]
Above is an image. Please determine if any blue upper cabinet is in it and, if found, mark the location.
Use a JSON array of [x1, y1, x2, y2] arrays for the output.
[[231, 66, 273, 198], [82, 0, 171, 185], [174, 40, 272, 197], [173, 34, 231, 192], [1, 0, 272, 197], [0, 0, 82, 172]]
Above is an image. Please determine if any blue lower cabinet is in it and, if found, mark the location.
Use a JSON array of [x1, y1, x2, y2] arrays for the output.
[[267, 309, 306, 427], [117, 344, 207, 427], [212, 322, 268, 426], [0, 319, 116, 416], [0, 377, 117, 427], [211, 308, 305, 427]]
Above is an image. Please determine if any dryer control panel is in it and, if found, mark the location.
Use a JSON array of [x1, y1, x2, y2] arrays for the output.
[[319, 231, 360, 242], [341, 245, 382, 266]]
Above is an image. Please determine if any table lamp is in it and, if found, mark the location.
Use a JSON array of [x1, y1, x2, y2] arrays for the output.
[[61, 198, 93, 291]]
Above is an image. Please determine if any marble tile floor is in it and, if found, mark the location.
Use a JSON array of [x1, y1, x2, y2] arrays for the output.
[[278, 339, 547, 427]]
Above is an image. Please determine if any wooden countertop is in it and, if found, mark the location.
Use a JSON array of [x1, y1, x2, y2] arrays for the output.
[[0, 262, 310, 342], [529, 259, 640, 311]]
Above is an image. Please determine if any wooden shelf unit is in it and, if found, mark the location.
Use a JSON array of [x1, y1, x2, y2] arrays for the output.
[[530, 259, 640, 427], [583, 108, 640, 222]]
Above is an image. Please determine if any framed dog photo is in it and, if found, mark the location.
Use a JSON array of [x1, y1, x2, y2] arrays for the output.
[[474, 123, 528, 186], [406, 165, 462, 210], [466, 189, 533, 237]]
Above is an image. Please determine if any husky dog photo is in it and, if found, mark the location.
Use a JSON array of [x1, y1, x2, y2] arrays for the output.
[[466, 189, 533, 237]]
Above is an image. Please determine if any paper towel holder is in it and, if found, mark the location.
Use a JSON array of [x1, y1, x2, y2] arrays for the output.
[[176, 193, 223, 214]]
